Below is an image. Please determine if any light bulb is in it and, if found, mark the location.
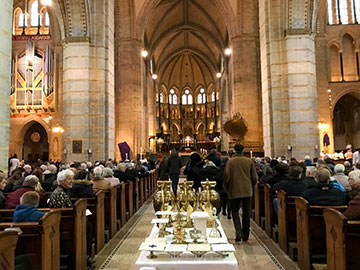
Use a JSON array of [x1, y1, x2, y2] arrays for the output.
[[141, 50, 148, 57], [152, 74, 158, 80], [216, 72, 222, 78], [225, 48, 232, 55]]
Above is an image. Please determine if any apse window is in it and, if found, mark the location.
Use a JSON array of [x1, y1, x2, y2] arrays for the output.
[[182, 90, 193, 105], [328, 0, 359, 25], [31, 0, 40, 27], [19, 12, 27, 28]]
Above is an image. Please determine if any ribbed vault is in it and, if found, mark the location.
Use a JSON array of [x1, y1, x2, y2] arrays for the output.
[[144, 0, 229, 91]]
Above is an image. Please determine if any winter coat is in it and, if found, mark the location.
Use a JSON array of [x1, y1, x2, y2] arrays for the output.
[[13, 204, 45, 222], [205, 152, 221, 167], [166, 152, 182, 174], [302, 182, 346, 206], [5, 187, 47, 209], [48, 185, 73, 208], [70, 180, 95, 198], [343, 192, 360, 219], [223, 154, 258, 199]]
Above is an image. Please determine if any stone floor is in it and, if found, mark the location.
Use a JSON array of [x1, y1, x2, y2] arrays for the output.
[[95, 199, 300, 270]]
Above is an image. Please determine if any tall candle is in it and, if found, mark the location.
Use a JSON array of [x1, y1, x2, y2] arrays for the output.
[[250, 151, 253, 159]]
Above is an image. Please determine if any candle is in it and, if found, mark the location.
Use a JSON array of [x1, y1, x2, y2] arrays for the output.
[[250, 151, 253, 159], [125, 153, 128, 160]]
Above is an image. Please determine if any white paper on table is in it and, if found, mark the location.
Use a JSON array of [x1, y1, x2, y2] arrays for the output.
[[139, 242, 166, 252], [207, 237, 228, 244], [144, 238, 167, 244], [165, 244, 187, 252], [151, 218, 169, 224], [187, 244, 211, 252], [211, 244, 235, 252], [155, 211, 173, 216]]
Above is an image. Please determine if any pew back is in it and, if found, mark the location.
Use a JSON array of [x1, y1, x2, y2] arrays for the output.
[[295, 197, 347, 270], [324, 208, 360, 270], [0, 231, 19, 270]]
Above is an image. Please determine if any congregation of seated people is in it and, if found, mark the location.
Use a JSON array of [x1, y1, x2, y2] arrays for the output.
[[0, 157, 157, 269]]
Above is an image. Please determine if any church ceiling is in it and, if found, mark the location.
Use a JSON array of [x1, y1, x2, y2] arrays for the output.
[[144, 0, 229, 90]]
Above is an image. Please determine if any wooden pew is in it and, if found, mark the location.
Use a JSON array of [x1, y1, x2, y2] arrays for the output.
[[0, 199, 87, 270], [0, 211, 61, 270], [277, 190, 298, 259], [324, 208, 360, 270], [135, 178, 140, 211], [125, 181, 134, 220], [0, 231, 19, 270], [264, 184, 277, 240], [117, 182, 127, 227], [72, 192, 105, 254], [295, 197, 347, 270], [254, 183, 265, 227], [139, 177, 145, 206], [104, 187, 117, 238]]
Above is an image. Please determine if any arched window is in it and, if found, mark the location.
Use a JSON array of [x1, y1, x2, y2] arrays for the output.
[[197, 93, 203, 104], [31, 0, 40, 27], [19, 12, 27, 27], [44, 12, 50, 27], [169, 89, 177, 105], [159, 93, 164, 103], [197, 88, 206, 104], [328, 0, 359, 25], [342, 34, 358, 81], [182, 89, 193, 105], [212, 92, 216, 102]]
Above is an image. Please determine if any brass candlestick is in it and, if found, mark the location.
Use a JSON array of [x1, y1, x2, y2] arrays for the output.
[[177, 180, 197, 227], [199, 180, 220, 227]]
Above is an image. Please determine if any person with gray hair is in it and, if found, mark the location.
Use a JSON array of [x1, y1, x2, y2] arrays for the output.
[[103, 167, 120, 187], [4, 175, 47, 209], [333, 164, 351, 191], [48, 169, 74, 208], [302, 168, 346, 206], [91, 166, 111, 194]]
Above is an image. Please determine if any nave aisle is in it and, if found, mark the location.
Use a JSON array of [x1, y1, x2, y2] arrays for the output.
[[96, 200, 299, 270]]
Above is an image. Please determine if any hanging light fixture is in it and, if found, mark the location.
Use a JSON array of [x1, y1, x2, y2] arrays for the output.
[[225, 48, 232, 55], [141, 50, 148, 57], [216, 72, 222, 78], [152, 74, 158, 80]]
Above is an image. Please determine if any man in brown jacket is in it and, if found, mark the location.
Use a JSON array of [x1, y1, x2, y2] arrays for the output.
[[223, 144, 258, 242]]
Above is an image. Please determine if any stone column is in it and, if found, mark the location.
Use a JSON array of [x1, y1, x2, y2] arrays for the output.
[[62, 40, 91, 162], [259, 0, 319, 159], [0, 0, 13, 170]]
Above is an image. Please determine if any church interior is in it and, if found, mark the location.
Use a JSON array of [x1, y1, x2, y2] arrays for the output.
[[1, 0, 360, 270]]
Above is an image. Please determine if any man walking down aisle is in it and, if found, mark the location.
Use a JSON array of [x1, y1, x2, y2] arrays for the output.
[[223, 144, 258, 242]]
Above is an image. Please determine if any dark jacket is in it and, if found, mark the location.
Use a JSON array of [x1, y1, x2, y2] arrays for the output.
[[206, 152, 221, 167], [13, 204, 45, 222], [0, 190, 5, 209], [268, 173, 290, 187], [215, 159, 228, 194], [343, 193, 360, 220], [5, 187, 47, 209], [158, 157, 169, 180], [70, 180, 95, 198], [184, 160, 205, 189], [42, 173, 57, 192], [302, 182, 346, 206], [272, 177, 311, 196], [166, 152, 182, 174], [114, 170, 136, 182], [259, 174, 274, 185]]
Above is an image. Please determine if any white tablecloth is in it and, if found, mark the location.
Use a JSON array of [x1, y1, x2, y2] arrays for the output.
[[135, 222, 238, 270]]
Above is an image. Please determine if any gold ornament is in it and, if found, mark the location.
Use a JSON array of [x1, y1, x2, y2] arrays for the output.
[[199, 180, 221, 227], [153, 181, 176, 213], [176, 180, 197, 227]]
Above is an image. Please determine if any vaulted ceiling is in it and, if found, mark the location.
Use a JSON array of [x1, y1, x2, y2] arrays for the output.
[[144, 0, 229, 91]]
